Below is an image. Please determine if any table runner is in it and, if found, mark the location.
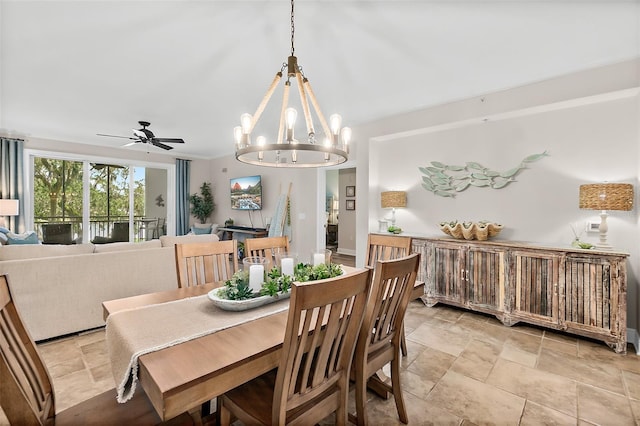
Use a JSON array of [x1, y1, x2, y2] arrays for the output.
[[105, 294, 289, 403]]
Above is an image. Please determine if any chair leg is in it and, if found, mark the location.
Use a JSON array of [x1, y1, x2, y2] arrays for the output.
[[355, 367, 368, 426], [400, 324, 408, 357], [218, 397, 231, 426], [391, 354, 408, 424]]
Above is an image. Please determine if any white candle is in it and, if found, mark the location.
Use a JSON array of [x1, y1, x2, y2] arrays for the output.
[[249, 264, 264, 293], [313, 252, 325, 266], [281, 257, 294, 276]]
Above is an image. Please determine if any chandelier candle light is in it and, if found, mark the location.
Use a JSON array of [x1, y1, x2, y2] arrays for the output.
[[578, 183, 634, 250], [234, 0, 351, 168]]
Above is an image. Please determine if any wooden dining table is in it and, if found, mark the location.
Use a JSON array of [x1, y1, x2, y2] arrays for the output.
[[101, 267, 359, 421]]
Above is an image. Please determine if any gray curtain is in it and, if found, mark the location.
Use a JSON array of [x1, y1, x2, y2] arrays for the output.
[[175, 159, 191, 236], [0, 138, 25, 232]]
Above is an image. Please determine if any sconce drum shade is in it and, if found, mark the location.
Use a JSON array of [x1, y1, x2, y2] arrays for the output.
[[0, 199, 19, 216], [579, 184, 634, 211], [381, 191, 407, 209]]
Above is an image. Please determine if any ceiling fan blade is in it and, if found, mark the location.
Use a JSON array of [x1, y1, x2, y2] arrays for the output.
[[122, 141, 138, 147], [97, 133, 137, 140], [154, 138, 185, 144], [132, 129, 147, 139], [151, 140, 174, 150]]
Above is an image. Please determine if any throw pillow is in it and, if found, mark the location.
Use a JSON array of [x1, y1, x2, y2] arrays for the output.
[[0, 226, 9, 234], [91, 236, 112, 245], [191, 225, 212, 235], [0, 232, 7, 245], [6, 231, 40, 245]]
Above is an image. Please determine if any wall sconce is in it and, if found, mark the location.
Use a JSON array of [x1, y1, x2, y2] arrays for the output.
[[0, 199, 19, 229], [579, 183, 633, 250], [381, 191, 407, 227]]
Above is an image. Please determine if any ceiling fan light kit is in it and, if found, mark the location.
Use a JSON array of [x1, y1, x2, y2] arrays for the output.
[[234, 0, 351, 168], [97, 121, 185, 151]]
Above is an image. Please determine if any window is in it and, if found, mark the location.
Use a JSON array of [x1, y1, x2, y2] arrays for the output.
[[26, 150, 174, 243]]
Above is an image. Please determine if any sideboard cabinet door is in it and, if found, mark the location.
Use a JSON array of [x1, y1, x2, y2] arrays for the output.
[[425, 241, 506, 316], [425, 241, 465, 306], [466, 246, 507, 313], [508, 250, 562, 327], [562, 254, 627, 352]]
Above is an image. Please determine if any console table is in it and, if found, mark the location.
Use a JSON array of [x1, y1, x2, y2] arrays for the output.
[[218, 226, 268, 240], [410, 237, 629, 353]]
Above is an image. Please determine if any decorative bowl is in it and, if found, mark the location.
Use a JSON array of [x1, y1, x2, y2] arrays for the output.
[[208, 287, 290, 311], [439, 221, 503, 241]]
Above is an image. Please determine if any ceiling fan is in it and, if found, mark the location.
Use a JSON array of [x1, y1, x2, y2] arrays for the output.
[[97, 121, 185, 150]]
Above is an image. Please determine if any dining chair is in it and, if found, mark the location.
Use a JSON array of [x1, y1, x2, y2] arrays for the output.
[[365, 233, 424, 356], [243, 235, 290, 271], [0, 274, 195, 426], [218, 268, 373, 426], [175, 240, 238, 288], [155, 217, 166, 238], [352, 253, 420, 425]]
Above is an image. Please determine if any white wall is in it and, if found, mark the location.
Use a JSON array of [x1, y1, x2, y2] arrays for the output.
[[356, 58, 640, 331], [144, 167, 167, 221], [208, 157, 323, 263]]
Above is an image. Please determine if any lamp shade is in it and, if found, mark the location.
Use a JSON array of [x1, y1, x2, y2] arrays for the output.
[[579, 183, 634, 211], [381, 191, 407, 209], [0, 199, 19, 216]]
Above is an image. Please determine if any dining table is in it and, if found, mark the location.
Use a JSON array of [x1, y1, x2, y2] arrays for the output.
[[102, 266, 359, 422]]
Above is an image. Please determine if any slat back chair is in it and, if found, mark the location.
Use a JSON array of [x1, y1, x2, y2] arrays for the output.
[[244, 236, 290, 271], [175, 240, 238, 288], [365, 233, 412, 267], [0, 274, 194, 425], [219, 268, 373, 426], [365, 233, 421, 356], [353, 253, 420, 425]]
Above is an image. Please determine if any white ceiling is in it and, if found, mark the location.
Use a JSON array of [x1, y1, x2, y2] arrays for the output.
[[1, 1, 638, 159]]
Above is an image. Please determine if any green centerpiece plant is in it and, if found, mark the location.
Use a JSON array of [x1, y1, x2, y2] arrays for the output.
[[219, 263, 343, 301]]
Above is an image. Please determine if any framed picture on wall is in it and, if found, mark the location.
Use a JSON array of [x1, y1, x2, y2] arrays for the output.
[[346, 186, 355, 197], [346, 199, 355, 210]]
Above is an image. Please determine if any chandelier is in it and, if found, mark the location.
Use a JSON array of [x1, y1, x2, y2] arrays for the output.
[[234, 0, 351, 168]]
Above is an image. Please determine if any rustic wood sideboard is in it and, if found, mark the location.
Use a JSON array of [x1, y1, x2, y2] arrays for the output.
[[410, 237, 629, 353]]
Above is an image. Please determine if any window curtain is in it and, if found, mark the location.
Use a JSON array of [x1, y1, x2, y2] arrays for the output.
[[175, 159, 191, 236], [0, 138, 25, 232]]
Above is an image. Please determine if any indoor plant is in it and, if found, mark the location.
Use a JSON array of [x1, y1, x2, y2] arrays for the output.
[[190, 182, 215, 224]]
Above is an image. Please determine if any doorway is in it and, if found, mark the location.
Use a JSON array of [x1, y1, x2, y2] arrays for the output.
[[324, 167, 356, 257], [326, 169, 339, 251]]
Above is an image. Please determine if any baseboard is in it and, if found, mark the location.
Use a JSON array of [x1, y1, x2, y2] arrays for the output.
[[336, 248, 356, 256], [627, 328, 640, 354]]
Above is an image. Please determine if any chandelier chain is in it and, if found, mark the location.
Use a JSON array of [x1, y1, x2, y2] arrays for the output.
[[290, 0, 295, 56]]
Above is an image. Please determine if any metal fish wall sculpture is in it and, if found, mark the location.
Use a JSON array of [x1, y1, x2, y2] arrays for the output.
[[419, 151, 548, 198]]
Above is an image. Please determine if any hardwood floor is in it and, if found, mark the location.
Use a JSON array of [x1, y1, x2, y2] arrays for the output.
[[331, 252, 355, 266]]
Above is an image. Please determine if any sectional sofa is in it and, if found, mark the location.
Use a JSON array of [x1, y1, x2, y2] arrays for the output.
[[0, 234, 219, 341]]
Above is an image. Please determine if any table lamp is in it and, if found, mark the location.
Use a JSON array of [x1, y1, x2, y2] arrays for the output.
[[381, 191, 407, 227], [0, 199, 19, 228], [579, 183, 633, 250]]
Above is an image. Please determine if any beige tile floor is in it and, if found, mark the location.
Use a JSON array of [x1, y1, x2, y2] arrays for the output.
[[3, 256, 640, 425]]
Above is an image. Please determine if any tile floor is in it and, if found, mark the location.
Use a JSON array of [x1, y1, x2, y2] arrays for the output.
[[3, 254, 640, 425]]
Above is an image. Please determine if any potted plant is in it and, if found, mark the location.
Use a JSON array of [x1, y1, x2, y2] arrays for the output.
[[189, 182, 215, 224]]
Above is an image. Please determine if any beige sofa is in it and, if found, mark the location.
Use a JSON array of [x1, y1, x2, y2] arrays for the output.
[[0, 234, 220, 341]]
